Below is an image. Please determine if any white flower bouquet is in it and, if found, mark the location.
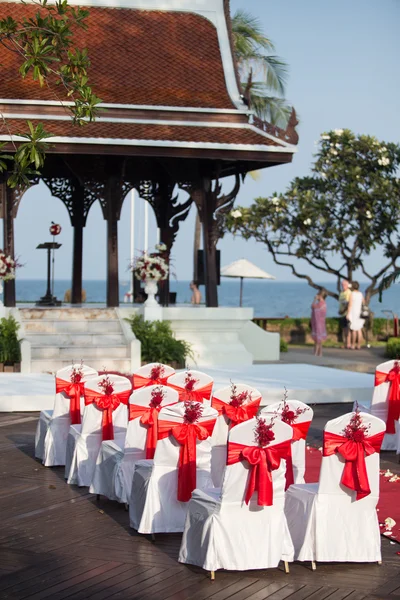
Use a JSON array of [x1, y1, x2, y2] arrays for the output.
[[134, 251, 169, 282], [0, 251, 17, 281]]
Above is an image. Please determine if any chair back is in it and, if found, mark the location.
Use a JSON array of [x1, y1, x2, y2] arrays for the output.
[[132, 363, 175, 390], [211, 383, 262, 441], [167, 370, 213, 403], [81, 375, 131, 435], [221, 416, 293, 504], [125, 385, 179, 451], [371, 359, 397, 423], [154, 402, 218, 470], [53, 364, 98, 418], [318, 411, 385, 501], [261, 399, 313, 426]]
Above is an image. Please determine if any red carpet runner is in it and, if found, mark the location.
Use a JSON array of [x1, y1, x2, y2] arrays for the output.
[[304, 447, 400, 544]]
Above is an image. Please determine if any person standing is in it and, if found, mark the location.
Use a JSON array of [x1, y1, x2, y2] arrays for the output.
[[190, 280, 201, 305], [346, 281, 365, 349], [311, 288, 328, 356], [338, 279, 352, 349]]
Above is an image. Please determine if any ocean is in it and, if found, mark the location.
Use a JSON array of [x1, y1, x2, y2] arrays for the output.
[[14, 279, 400, 319]]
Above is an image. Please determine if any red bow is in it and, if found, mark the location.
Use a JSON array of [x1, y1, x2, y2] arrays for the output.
[[212, 397, 261, 427], [168, 381, 213, 403], [284, 420, 312, 490], [227, 440, 292, 506], [133, 374, 170, 390], [128, 404, 163, 459], [323, 430, 384, 500], [84, 388, 131, 441], [158, 418, 216, 501], [56, 377, 84, 425], [375, 366, 400, 434]]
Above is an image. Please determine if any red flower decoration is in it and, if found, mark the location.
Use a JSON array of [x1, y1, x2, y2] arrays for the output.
[[254, 417, 275, 447], [98, 374, 115, 397], [343, 406, 370, 442], [229, 382, 252, 408], [185, 372, 199, 392], [70, 361, 84, 384], [149, 364, 165, 381], [149, 386, 165, 408], [278, 389, 307, 425], [183, 401, 203, 424]]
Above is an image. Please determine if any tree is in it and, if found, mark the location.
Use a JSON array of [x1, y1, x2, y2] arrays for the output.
[[0, 0, 101, 187], [225, 129, 400, 304], [231, 9, 290, 126]]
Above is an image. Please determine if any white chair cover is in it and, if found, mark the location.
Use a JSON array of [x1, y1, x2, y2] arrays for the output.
[[167, 370, 213, 404], [129, 402, 218, 534], [133, 363, 175, 389], [370, 360, 399, 451], [66, 375, 131, 487], [179, 416, 294, 572], [261, 400, 313, 484], [34, 364, 98, 466], [285, 411, 385, 563], [89, 385, 179, 503], [210, 384, 262, 487]]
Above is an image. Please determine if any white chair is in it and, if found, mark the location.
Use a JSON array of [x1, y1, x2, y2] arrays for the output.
[[167, 370, 213, 403], [261, 400, 313, 485], [179, 416, 294, 576], [210, 384, 262, 487], [370, 359, 400, 451], [129, 402, 218, 534], [34, 364, 98, 466], [133, 363, 175, 390], [285, 411, 385, 565], [66, 375, 131, 487], [89, 385, 179, 503]]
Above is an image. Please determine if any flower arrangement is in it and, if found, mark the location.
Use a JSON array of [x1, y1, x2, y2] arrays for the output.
[[342, 406, 370, 442], [254, 416, 275, 447], [149, 364, 165, 381], [70, 360, 84, 384], [133, 247, 169, 282], [149, 386, 165, 409], [98, 373, 114, 396], [278, 388, 307, 425], [0, 250, 17, 281], [229, 382, 252, 407], [184, 371, 199, 392], [183, 401, 203, 424]]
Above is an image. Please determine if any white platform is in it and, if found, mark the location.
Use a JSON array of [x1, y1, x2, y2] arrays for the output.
[[0, 364, 374, 412]]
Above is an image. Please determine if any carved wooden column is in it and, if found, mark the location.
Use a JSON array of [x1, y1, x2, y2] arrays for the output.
[[71, 185, 85, 304], [104, 177, 120, 307], [2, 184, 16, 307]]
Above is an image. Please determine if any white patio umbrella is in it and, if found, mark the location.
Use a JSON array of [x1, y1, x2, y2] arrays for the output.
[[221, 258, 276, 306]]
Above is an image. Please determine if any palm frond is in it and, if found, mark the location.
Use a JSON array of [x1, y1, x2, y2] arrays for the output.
[[241, 54, 288, 95], [232, 9, 275, 61], [246, 89, 292, 127]]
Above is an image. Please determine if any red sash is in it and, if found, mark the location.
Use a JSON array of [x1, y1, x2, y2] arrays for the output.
[[158, 418, 216, 502], [84, 388, 131, 441], [56, 377, 84, 425], [133, 374, 170, 390], [227, 439, 292, 506], [375, 366, 400, 434], [129, 403, 173, 459], [323, 430, 384, 500], [168, 381, 213, 403], [212, 397, 261, 427], [284, 420, 312, 489]]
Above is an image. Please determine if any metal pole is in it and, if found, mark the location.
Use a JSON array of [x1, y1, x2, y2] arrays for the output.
[[51, 235, 55, 299], [239, 277, 243, 307]]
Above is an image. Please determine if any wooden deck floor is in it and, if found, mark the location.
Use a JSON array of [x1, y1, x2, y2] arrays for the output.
[[0, 408, 399, 600]]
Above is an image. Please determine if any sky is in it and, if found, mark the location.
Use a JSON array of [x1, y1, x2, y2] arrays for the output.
[[11, 0, 400, 283]]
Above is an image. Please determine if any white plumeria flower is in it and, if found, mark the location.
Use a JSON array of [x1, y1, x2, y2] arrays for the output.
[[365, 210, 373, 219], [378, 157, 390, 166], [271, 197, 280, 205], [384, 470, 393, 477], [303, 218, 312, 226], [389, 475, 400, 482], [335, 143, 341, 148], [385, 517, 396, 529], [230, 209, 242, 219], [330, 148, 338, 156], [334, 129, 344, 135], [320, 134, 330, 140], [380, 146, 387, 153]]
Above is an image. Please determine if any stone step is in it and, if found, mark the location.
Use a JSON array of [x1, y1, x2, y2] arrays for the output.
[[20, 308, 117, 321], [30, 357, 132, 374], [23, 320, 122, 334], [31, 345, 129, 360], [26, 333, 126, 346]]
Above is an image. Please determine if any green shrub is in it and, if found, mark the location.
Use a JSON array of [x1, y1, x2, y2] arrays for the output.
[[280, 339, 288, 353], [0, 316, 21, 365], [386, 337, 400, 359], [125, 314, 193, 366]]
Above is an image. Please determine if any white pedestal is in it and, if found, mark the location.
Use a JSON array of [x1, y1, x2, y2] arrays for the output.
[[143, 304, 163, 322]]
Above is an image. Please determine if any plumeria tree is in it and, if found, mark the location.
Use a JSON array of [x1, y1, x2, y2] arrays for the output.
[[225, 129, 400, 304], [0, 0, 101, 187]]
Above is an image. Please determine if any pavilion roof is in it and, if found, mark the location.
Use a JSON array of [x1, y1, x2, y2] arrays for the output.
[[0, 0, 298, 163]]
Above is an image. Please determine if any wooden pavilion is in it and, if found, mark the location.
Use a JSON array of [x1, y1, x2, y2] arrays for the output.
[[0, 0, 298, 308]]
